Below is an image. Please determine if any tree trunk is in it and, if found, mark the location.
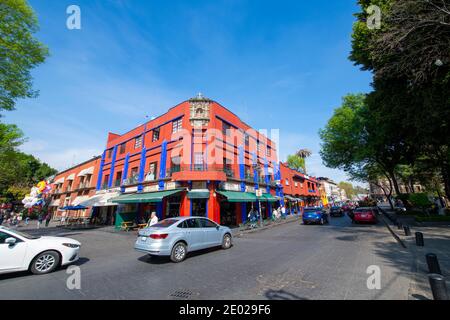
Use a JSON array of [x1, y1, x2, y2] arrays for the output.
[[441, 166, 450, 203], [387, 169, 402, 195]]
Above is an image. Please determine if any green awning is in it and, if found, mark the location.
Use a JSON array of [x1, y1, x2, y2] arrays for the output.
[[216, 191, 257, 203], [111, 189, 184, 204], [258, 193, 278, 203], [187, 190, 210, 199]]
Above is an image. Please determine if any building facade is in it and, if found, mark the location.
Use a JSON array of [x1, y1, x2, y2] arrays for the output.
[[279, 162, 321, 211], [49, 156, 101, 219], [81, 95, 282, 227]]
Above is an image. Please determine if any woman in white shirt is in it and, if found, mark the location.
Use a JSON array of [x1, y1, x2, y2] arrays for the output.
[[148, 212, 159, 227]]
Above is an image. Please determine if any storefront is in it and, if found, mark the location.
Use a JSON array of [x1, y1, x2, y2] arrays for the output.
[[111, 189, 185, 228], [187, 189, 210, 217]]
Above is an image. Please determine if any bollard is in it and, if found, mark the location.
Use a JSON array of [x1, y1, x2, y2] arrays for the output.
[[397, 222, 403, 230], [428, 274, 449, 300], [403, 225, 411, 236], [415, 232, 424, 247], [426, 253, 442, 275]]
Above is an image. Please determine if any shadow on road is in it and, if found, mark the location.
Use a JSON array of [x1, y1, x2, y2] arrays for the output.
[[264, 289, 308, 300], [0, 257, 89, 281], [137, 246, 226, 265]]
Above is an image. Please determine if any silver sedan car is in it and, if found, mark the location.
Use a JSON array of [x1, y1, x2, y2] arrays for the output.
[[134, 216, 233, 262]]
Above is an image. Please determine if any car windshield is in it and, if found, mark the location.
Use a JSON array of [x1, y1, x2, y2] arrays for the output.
[[149, 219, 179, 228], [2, 227, 41, 240]]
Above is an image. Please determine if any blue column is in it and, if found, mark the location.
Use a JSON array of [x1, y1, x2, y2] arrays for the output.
[[156, 202, 163, 220], [252, 152, 258, 190], [239, 145, 246, 192], [121, 153, 130, 193], [96, 151, 106, 190], [107, 146, 118, 189], [137, 147, 147, 192], [241, 203, 247, 223], [264, 158, 270, 193], [158, 140, 168, 190]]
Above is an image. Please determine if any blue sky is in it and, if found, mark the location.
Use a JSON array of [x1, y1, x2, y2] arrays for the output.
[[5, 0, 372, 184]]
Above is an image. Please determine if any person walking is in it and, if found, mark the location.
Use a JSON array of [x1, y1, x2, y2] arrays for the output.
[[0, 210, 4, 226], [45, 212, 52, 227], [37, 214, 43, 229]]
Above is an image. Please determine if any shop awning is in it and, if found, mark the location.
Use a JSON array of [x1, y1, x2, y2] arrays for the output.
[[111, 189, 184, 204], [49, 199, 60, 207], [77, 166, 95, 177], [258, 193, 278, 202], [54, 177, 65, 184], [284, 195, 296, 201], [71, 196, 90, 206], [79, 192, 120, 207], [216, 191, 257, 203], [187, 190, 210, 199]]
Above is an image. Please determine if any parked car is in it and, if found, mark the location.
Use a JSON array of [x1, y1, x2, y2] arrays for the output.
[[302, 208, 329, 225], [330, 206, 344, 217], [0, 226, 81, 275], [352, 207, 379, 224], [134, 217, 233, 263]]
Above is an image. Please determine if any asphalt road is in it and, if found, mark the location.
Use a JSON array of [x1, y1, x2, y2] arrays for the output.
[[0, 215, 413, 300]]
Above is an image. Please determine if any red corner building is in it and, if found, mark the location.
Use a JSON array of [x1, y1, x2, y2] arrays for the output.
[[50, 95, 284, 228]]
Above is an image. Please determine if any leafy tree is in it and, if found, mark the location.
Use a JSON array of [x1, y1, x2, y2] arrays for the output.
[[0, 0, 49, 111], [287, 154, 306, 173], [338, 181, 355, 200], [0, 122, 56, 202]]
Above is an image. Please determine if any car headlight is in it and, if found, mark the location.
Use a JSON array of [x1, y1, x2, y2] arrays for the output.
[[63, 243, 80, 248]]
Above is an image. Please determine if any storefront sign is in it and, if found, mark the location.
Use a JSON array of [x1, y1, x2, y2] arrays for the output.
[[124, 186, 138, 193], [144, 185, 159, 193], [220, 182, 241, 192], [166, 182, 181, 190]]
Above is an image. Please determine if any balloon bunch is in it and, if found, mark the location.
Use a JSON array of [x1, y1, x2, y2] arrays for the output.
[[22, 181, 52, 209]]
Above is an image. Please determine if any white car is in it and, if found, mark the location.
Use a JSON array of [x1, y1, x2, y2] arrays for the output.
[[0, 226, 81, 275]]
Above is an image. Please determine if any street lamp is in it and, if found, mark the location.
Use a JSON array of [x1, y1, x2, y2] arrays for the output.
[[252, 164, 263, 227]]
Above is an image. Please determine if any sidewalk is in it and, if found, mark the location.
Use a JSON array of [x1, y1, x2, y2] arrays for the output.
[[379, 206, 450, 300], [233, 214, 301, 238]]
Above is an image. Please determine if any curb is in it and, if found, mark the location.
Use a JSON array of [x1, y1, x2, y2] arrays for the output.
[[378, 207, 407, 248]]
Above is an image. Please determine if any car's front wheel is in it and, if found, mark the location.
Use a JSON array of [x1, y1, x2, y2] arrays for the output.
[[30, 251, 60, 275], [222, 234, 232, 249], [170, 242, 187, 263]]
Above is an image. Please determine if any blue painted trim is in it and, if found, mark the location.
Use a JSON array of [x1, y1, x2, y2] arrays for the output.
[[156, 202, 163, 220], [238, 145, 246, 192], [241, 203, 247, 223], [252, 152, 259, 190], [137, 147, 147, 192], [121, 153, 130, 193], [190, 200, 193, 217], [107, 145, 118, 189], [158, 140, 168, 190], [96, 151, 106, 190], [264, 158, 270, 193]]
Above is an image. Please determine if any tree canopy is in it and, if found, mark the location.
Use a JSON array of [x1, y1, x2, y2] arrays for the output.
[[0, 0, 49, 111]]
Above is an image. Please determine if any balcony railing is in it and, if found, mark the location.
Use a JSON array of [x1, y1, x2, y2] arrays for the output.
[[123, 174, 139, 186]]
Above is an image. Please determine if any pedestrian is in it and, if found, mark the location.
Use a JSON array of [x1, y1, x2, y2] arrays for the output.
[[272, 208, 278, 221], [45, 212, 52, 227], [147, 212, 159, 227], [16, 213, 22, 227], [0, 210, 4, 226], [37, 214, 43, 229], [282, 206, 287, 219], [25, 214, 30, 226]]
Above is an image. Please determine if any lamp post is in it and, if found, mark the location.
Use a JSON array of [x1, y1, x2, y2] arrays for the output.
[[253, 164, 263, 227]]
